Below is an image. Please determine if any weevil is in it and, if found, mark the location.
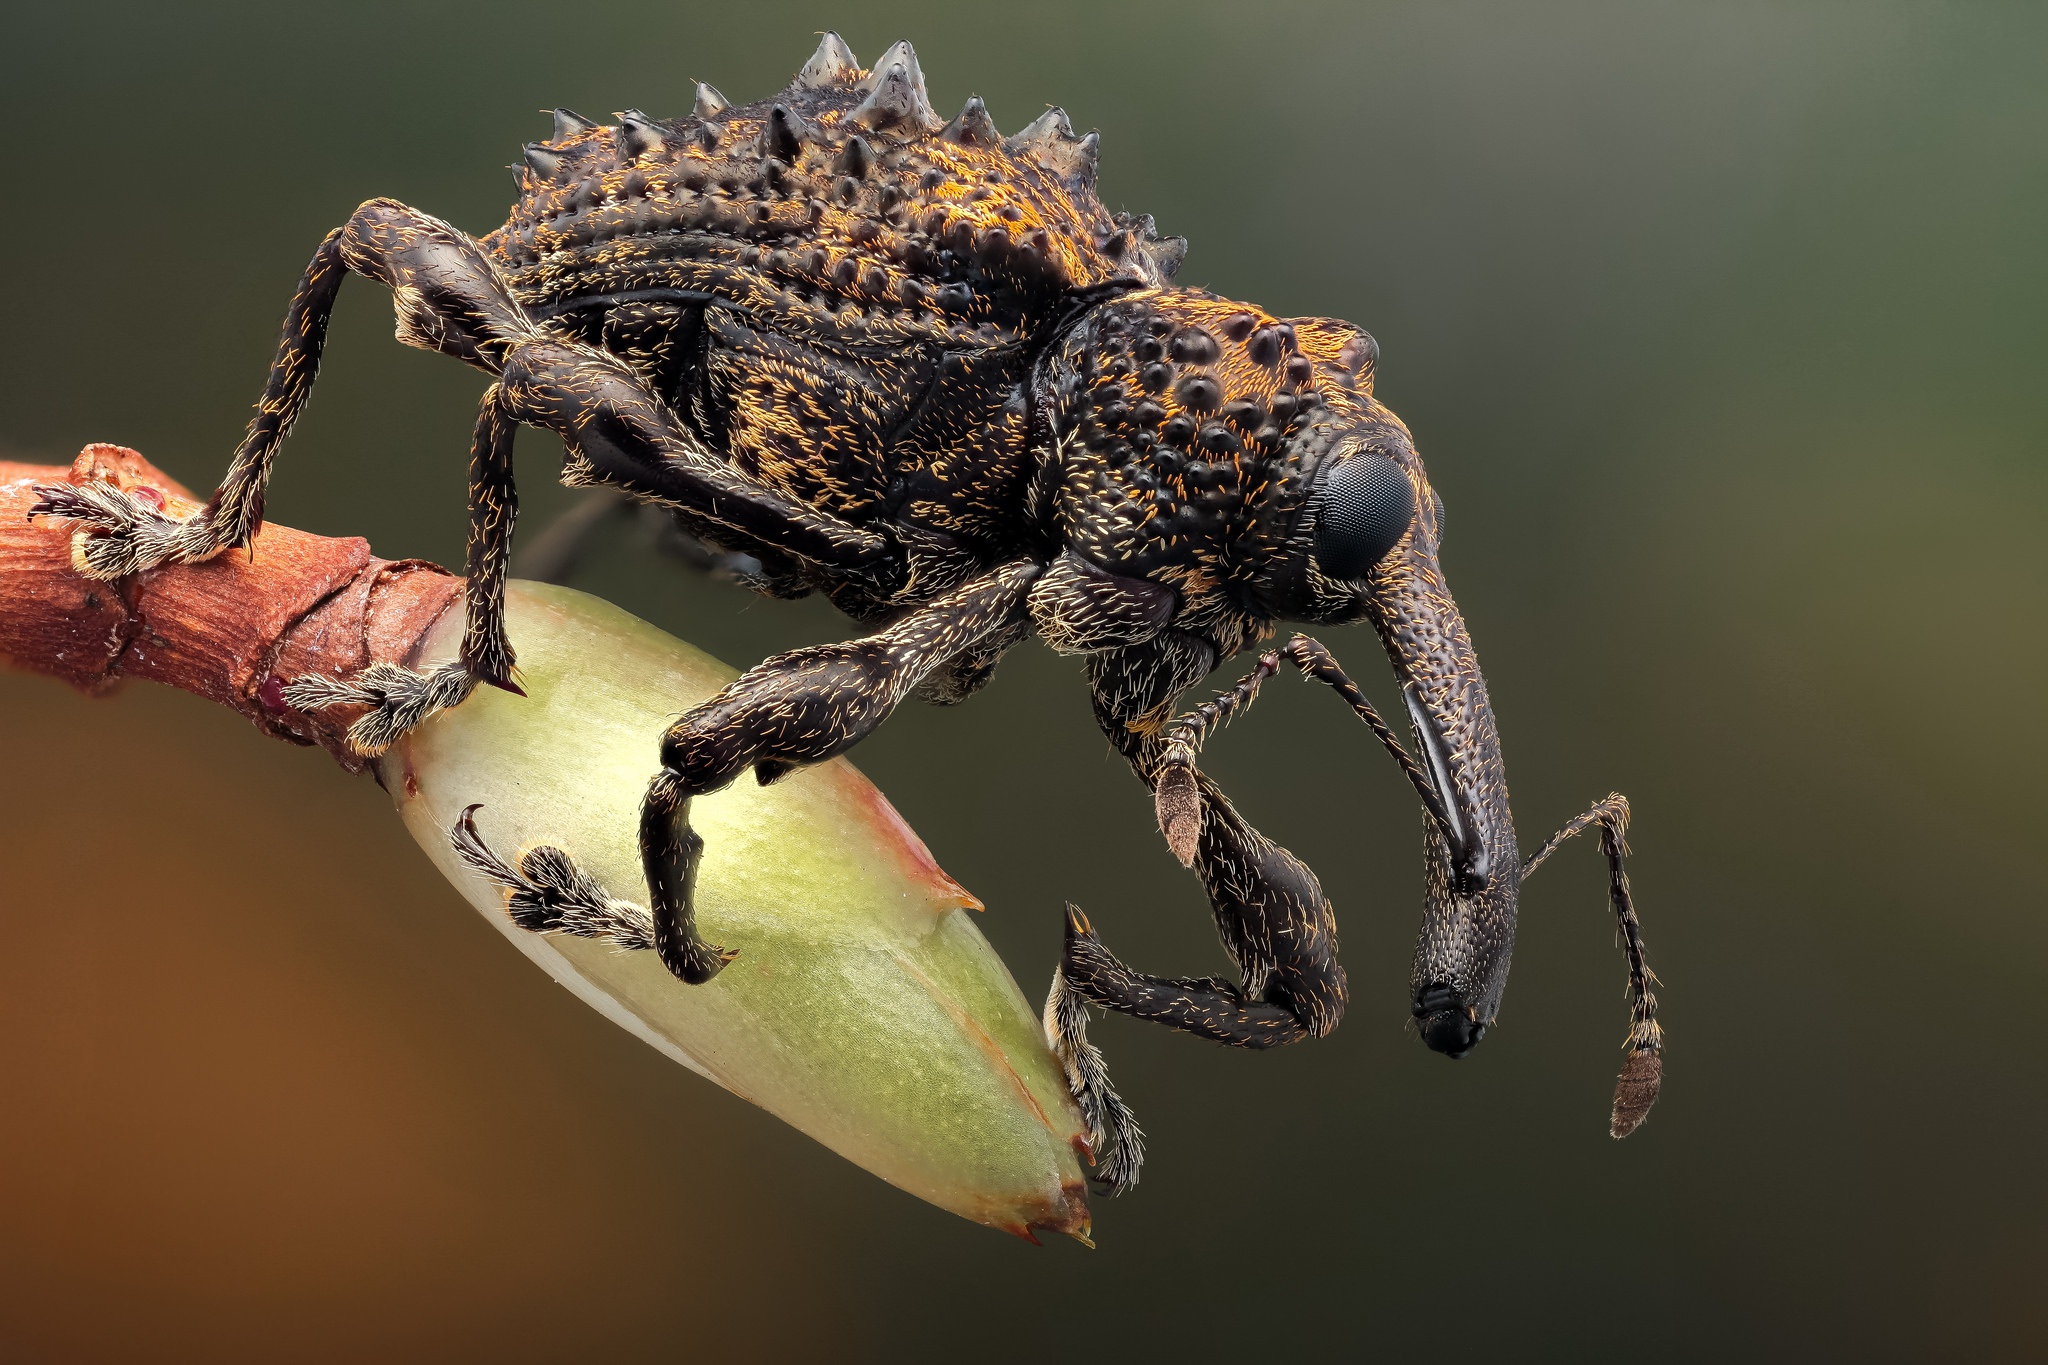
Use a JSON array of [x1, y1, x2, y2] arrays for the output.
[[31, 34, 1662, 1189]]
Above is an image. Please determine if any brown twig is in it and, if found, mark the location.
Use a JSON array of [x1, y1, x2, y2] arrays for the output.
[[1, 444, 461, 773]]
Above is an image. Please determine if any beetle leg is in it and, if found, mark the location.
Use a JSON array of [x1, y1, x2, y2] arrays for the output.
[[1522, 794, 1664, 1137], [29, 201, 542, 576], [1043, 911, 1146, 1192], [1060, 764, 1344, 1045], [509, 490, 634, 584], [1041, 635, 1350, 1194], [450, 805, 655, 950], [635, 562, 1040, 985], [283, 387, 523, 753], [1149, 648, 1286, 863], [490, 332, 892, 580], [40, 195, 895, 752], [34, 198, 897, 753], [28, 225, 349, 577]]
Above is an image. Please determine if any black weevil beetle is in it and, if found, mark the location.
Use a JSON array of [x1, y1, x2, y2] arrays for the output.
[[31, 34, 1662, 1190]]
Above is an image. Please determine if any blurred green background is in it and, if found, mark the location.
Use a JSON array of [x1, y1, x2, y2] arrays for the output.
[[2, 1, 2043, 1358]]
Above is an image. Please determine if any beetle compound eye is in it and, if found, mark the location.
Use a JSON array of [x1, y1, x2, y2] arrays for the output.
[[1312, 452, 1416, 580]]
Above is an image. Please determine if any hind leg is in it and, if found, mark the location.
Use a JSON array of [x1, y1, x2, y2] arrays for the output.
[[33, 201, 542, 752], [29, 200, 542, 577], [33, 197, 898, 753], [30, 225, 351, 577]]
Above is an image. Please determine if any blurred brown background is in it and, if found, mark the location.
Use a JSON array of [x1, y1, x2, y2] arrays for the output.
[[2, 1, 2043, 1359]]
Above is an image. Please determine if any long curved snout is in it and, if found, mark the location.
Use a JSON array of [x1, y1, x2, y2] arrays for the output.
[[1363, 497, 1522, 1058]]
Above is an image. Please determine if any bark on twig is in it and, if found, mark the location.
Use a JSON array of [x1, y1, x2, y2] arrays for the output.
[[0, 445, 461, 773]]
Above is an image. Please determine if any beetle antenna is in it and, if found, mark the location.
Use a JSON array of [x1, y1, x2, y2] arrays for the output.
[[1522, 793, 1663, 1137], [1149, 633, 1470, 865], [1281, 635, 1463, 843]]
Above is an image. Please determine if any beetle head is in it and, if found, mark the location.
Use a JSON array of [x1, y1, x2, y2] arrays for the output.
[[1046, 293, 1523, 1052], [1257, 326, 1524, 1058]]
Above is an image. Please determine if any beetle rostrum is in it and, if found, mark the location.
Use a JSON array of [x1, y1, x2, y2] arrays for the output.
[[28, 31, 1667, 1190]]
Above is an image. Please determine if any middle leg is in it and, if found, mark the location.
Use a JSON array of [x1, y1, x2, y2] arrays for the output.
[[283, 384, 524, 753], [638, 561, 1041, 984], [1063, 634, 1398, 1050]]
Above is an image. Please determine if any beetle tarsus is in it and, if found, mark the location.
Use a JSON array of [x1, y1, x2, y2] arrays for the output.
[[1611, 1046, 1663, 1139], [27, 480, 228, 579], [451, 805, 657, 949], [1044, 921, 1146, 1194], [285, 659, 481, 756]]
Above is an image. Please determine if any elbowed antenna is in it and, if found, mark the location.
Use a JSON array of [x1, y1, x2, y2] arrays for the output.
[[1143, 630, 1662, 1135], [1521, 794, 1665, 1137]]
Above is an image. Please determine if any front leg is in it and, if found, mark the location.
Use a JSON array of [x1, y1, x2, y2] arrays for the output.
[[1043, 634, 1349, 1193]]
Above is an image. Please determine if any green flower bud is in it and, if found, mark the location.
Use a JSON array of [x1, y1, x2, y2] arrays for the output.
[[382, 582, 1090, 1241]]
